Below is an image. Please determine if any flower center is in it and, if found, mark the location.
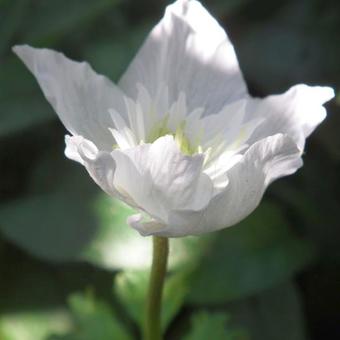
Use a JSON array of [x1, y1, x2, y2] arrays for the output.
[[147, 117, 196, 155]]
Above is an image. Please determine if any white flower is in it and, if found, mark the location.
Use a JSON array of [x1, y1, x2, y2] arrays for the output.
[[13, 0, 334, 237]]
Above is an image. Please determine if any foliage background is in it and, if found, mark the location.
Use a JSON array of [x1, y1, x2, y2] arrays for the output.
[[0, 0, 339, 339]]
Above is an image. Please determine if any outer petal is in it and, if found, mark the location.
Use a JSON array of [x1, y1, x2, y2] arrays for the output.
[[111, 135, 214, 233], [65, 135, 119, 198], [246, 84, 334, 150], [13, 45, 126, 151], [119, 0, 247, 115], [146, 134, 302, 237], [128, 214, 167, 236]]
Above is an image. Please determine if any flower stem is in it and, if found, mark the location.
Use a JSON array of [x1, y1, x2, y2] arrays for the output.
[[144, 236, 169, 340]]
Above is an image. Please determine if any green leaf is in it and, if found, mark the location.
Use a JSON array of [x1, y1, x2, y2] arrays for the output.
[[114, 269, 190, 333], [0, 240, 126, 340], [83, 193, 214, 271], [0, 187, 212, 269], [187, 202, 315, 304], [0, 252, 75, 340], [0, 150, 101, 261], [184, 312, 249, 340], [0, 192, 99, 262], [228, 282, 306, 340], [49, 291, 132, 340], [0, 310, 72, 340], [0, 149, 213, 269]]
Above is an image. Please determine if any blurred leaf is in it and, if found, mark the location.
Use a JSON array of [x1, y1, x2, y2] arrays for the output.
[[0, 310, 72, 340], [0, 149, 100, 261], [49, 291, 132, 340], [0, 149, 213, 269], [0, 253, 74, 340], [184, 312, 249, 340], [0, 240, 114, 311], [187, 203, 315, 305], [114, 269, 190, 333], [0, 192, 98, 261], [22, 0, 120, 45], [229, 282, 306, 340], [83, 193, 214, 271], [0, 57, 55, 137], [0, 241, 119, 340]]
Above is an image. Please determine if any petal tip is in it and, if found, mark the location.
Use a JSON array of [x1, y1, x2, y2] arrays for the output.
[[12, 44, 23, 56], [320, 86, 335, 102], [297, 84, 335, 104], [12, 44, 31, 56]]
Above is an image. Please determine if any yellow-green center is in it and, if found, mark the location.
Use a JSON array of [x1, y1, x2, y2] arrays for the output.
[[147, 117, 196, 155]]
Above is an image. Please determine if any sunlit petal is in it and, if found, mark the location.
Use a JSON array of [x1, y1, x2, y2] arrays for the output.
[[119, 0, 248, 115]]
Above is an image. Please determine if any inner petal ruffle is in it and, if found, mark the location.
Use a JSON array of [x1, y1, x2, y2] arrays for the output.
[[108, 84, 263, 188], [111, 135, 214, 223]]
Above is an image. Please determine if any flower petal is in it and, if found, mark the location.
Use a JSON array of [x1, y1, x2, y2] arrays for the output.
[[111, 135, 214, 230], [246, 84, 334, 150], [148, 134, 302, 237], [119, 0, 247, 115], [13, 45, 126, 151], [65, 135, 119, 198], [127, 214, 167, 236]]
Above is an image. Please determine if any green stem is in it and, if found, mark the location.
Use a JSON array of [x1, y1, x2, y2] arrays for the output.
[[144, 236, 169, 340]]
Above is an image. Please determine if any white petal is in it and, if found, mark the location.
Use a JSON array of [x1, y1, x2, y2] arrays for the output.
[[111, 135, 214, 230], [199, 99, 247, 147], [246, 84, 334, 150], [148, 134, 302, 237], [65, 135, 119, 198], [65, 135, 87, 165], [13, 45, 126, 150], [109, 109, 138, 149], [119, 0, 247, 115], [127, 214, 167, 236]]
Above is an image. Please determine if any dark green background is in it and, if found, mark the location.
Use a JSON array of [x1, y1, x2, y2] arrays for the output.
[[0, 0, 339, 339]]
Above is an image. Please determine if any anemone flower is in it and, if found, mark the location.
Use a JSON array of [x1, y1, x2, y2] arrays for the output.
[[13, 1, 334, 339]]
